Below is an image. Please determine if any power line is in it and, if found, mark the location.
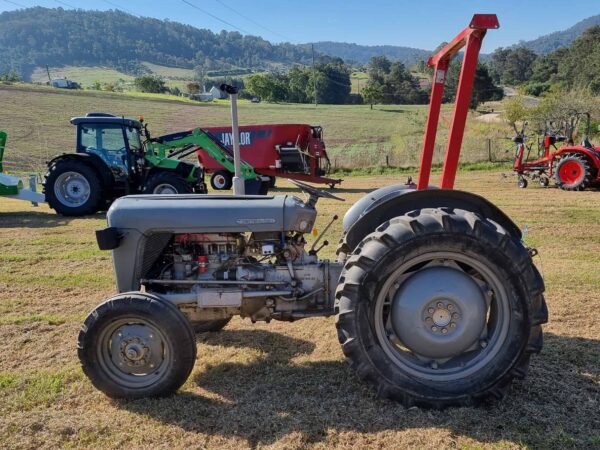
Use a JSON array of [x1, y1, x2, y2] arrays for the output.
[[3, 0, 27, 8], [101, 0, 139, 17], [54, 0, 77, 8], [180, 0, 249, 34], [213, 0, 289, 41]]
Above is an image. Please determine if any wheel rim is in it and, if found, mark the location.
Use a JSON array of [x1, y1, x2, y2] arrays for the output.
[[53, 171, 91, 207], [153, 183, 178, 194], [558, 160, 583, 185], [96, 316, 171, 389], [213, 174, 227, 189], [374, 251, 510, 381]]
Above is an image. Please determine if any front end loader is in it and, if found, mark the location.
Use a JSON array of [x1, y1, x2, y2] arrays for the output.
[[80, 15, 547, 408]]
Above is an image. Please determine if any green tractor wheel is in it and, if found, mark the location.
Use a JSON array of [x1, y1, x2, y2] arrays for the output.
[[143, 172, 193, 195]]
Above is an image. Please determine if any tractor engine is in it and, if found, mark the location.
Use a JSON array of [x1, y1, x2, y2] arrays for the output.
[[147, 231, 339, 323]]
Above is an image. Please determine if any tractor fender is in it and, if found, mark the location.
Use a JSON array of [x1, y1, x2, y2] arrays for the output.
[[46, 153, 115, 190], [341, 184, 522, 254]]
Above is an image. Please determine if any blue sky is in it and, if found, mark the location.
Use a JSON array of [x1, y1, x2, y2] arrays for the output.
[[1, 0, 598, 52]]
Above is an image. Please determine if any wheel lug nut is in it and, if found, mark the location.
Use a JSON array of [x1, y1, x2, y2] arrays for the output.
[[431, 326, 438, 332], [450, 323, 456, 328], [452, 313, 459, 319], [441, 328, 448, 334], [447, 304, 454, 311], [437, 302, 443, 308], [428, 307, 435, 314], [425, 317, 432, 323]]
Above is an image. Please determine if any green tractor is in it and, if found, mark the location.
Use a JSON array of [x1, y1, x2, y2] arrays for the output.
[[44, 113, 207, 216]]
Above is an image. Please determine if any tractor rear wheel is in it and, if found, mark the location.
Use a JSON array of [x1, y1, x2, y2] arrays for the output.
[[144, 171, 193, 194], [45, 159, 102, 216], [78, 292, 196, 398], [191, 317, 232, 333], [555, 154, 592, 191], [335, 208, 547, 408], [210, 170, 233, 190]]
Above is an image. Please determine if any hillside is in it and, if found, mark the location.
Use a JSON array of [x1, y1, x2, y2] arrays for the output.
[[516, 14, 600, 54], [0, 7, 315, 79], [312, 41, 430, 66]]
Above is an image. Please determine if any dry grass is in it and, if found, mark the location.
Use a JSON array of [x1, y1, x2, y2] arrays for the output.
[[0, 84, 511, 174], [1, 171, 599, 449]]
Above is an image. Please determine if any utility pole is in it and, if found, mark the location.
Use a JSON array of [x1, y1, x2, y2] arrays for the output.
[[220, 84, 244, 195], [312, 44, 317, 107], [45, 65, 52, 83]]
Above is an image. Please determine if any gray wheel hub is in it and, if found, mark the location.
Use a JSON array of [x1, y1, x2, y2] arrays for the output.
[[213, 174, 227, 189], [153, 183, 178, 194], [390, 266, 487, 359], [110, 324, 165, 375], [54, 171, 91, 207]]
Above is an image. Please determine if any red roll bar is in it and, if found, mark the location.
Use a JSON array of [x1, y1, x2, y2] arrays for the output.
[[416, 14, 500, 190]]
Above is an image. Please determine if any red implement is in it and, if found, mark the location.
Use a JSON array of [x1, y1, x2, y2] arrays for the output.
[[417, 14, 500, 190], [196, 124, 342, 188]]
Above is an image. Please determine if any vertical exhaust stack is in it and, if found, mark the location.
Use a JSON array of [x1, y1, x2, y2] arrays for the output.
[[220, 84, 245, 195]]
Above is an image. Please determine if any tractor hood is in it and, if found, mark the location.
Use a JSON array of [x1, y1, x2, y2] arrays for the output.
[[106, 194, 317, 235]]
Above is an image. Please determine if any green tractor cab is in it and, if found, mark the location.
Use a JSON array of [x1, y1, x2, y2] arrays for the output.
[[44, 113, 207, 216]]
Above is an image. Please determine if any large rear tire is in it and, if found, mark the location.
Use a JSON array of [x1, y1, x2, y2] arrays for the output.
[[335, 208, 547, 408], [44, 160, 102, 216], [78, 292, 197, 399], [144, 171, 193, 194], [555, 154, 592, 191]]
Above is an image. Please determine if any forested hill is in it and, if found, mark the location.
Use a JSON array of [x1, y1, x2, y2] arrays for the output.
[[0, 7, 315, 78], [516, 14, 600, 54], [312, 42, 430, 66]]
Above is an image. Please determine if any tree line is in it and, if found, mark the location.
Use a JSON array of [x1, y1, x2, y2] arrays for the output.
[[488, 26, 600, 96]]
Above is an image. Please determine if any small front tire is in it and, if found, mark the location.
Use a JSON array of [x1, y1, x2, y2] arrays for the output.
[[78, 292, 197, 399]]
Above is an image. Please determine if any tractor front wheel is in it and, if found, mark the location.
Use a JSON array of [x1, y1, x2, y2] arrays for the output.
[[44, 159, 102, 216], [144, 171, 193, 195], [555, 154, 592, 191], [78, 292, 197, 398], [335, 208, 547, 408], [210, 170, 233, 190]]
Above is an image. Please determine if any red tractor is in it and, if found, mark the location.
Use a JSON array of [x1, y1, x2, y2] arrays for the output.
[[196, 124, 342, 190], [512, 112, 600, 190]]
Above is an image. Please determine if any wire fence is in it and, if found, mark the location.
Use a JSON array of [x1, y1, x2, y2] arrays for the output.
[[328, 137, 513, 170]]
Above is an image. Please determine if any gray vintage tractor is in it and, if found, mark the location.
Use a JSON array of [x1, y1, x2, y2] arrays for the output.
[[78, 16, 547, 408]]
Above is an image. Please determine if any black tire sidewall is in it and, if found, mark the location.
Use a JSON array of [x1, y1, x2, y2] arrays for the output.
[[78, 293, 196, 398], [45, 160, 102, 216], [210, 170, 232, 190], [144, 171, 193, 194], [555, 155, 590, 190], [354, 233, 529, 400]]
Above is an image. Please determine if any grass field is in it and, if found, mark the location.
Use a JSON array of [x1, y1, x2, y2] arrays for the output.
[[0, 83, 510, 174], [0, 172, 599, 449]]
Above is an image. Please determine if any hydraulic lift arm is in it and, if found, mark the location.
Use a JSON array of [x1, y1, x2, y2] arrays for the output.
[[146, 127, 257, 180], [417, 14, 500, 190]]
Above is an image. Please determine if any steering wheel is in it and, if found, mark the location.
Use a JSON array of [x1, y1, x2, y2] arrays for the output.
[[289, 179, 345, 207]]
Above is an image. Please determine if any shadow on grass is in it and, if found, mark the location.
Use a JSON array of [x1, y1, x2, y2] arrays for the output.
[[118, 330, 600, 449], [0, 210, 105, 228]]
